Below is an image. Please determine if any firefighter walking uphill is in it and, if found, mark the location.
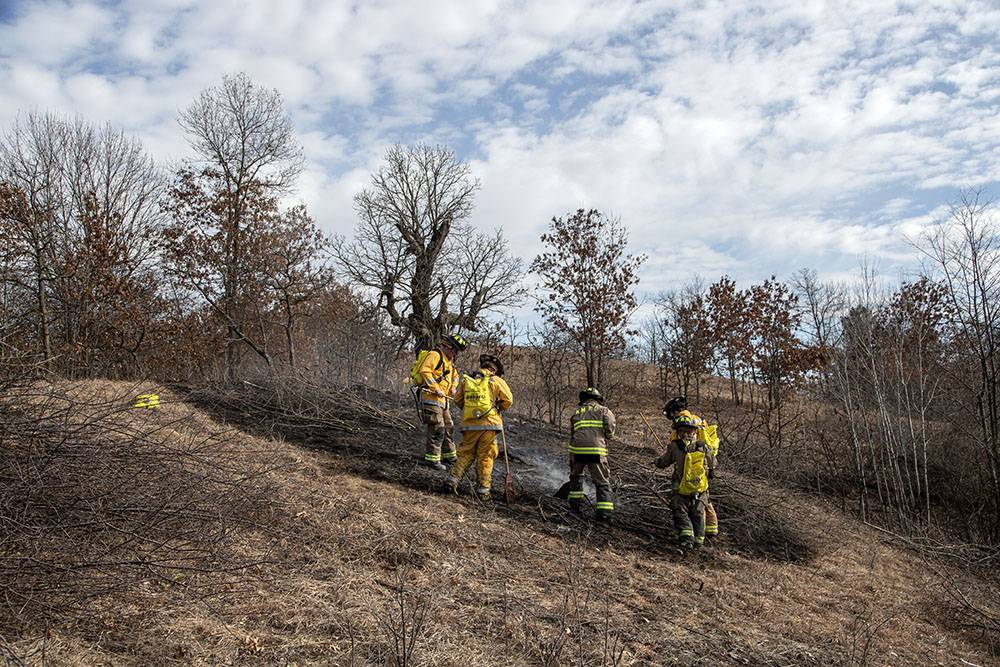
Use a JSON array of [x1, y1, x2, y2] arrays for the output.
[[654, 413, 717, 549]]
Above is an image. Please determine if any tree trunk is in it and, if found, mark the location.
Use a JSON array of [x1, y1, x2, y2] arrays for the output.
[[36, 270, 53, 367]]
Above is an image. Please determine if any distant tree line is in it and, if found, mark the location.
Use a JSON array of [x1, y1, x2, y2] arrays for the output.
[[640, 189, 1000, 544]]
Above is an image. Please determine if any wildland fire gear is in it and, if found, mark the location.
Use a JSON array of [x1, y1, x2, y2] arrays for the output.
[[567, 395, 617, 521], [444, 333, 469, 351], [578, 387, 605, 405], [668, 410, 721, 536], [133, 394, 159, 409], [655, 438, 716, 547], [447, 366, 513, 498], [664, 396, 687, 415], [479, 353, 504, 377], [415, 346, 458, 468], [672, 413, 702, 431], [409, 349, 441, 386], [669, 412, 719, 454], [462, 372, 498, 421]]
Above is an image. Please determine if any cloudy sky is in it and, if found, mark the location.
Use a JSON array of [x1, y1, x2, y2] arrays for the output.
[[2, 0, 999, 306]]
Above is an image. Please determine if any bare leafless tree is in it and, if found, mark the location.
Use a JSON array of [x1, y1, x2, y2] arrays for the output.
[[178, 72, 303, 195], [525, 322, 576, 425], [635, 314, 670, 400], [791, 268, 848, 355], [1, 112, 72, 367], [175, 72, 305, 378], [914, 187, 1000, 540], [334, 144, 524, 350]]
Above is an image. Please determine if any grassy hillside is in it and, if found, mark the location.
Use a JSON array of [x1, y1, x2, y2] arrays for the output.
[[1, 378, 997, 666]]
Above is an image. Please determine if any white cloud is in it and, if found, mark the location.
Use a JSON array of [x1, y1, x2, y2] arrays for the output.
[[0, 2, 112, 66], [1, 0, 999, 303]]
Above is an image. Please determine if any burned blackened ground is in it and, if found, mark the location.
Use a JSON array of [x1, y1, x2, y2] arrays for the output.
[[178, 379, 818, 563]]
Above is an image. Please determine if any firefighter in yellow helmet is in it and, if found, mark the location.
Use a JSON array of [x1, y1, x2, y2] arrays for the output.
[[664, 396, 720, 539], [654, 413, 717, 549], [417, 333, 467, 470], [566, 387, 617, 523], [446, 354, 513, 501]]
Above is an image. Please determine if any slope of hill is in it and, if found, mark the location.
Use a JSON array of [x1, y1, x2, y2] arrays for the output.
[[1, 378, 996, 666]]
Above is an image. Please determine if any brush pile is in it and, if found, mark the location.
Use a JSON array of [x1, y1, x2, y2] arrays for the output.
[[179, 376, 414, 444]]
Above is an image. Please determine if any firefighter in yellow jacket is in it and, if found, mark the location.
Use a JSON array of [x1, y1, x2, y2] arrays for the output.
[[654, 414, 717, 549], [417, 334, 467, 470], [446, 354, 513, 501], [664, 396, 720, 538], [567, 387, 617, 523]]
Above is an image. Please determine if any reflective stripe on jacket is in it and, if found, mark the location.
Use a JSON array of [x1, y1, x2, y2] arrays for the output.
[[569, 400, 616, 456], [418, 347, 456, 408], [455, 370, 513, 431]]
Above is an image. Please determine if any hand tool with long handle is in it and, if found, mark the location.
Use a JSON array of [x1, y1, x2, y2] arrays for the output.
[[500, 427, 515, 504], [639, 412, 667, 450]]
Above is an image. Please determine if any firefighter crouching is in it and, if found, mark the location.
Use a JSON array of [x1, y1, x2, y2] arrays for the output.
[[417, 333, 467, 470], [446, 354, 513, 501], [567, 387, 617, 524], [654, 414, 717, 549]]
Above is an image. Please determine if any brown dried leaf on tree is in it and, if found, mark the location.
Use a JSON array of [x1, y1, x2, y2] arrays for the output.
[[530, 208, 646, 391]]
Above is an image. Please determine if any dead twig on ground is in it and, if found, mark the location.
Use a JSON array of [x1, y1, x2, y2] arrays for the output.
[[180, 376, 414, 444]]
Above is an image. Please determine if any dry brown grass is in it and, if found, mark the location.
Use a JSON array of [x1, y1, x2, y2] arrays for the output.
[[1, 378, 998, 665]]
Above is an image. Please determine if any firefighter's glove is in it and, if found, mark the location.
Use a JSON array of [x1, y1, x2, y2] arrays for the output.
[[435, 389, 445, 398]]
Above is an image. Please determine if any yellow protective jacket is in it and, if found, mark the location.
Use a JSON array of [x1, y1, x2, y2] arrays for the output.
[[454, 370, 513, 431], [417, 346, 457, 409], [569, 400, 616, 457]]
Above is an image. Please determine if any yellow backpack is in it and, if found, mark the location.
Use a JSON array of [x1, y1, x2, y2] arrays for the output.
[[698, 424, 719, 455], [461, 372, 495, 420], [409, 350, 445, 387], [678, 450, 709, 495]]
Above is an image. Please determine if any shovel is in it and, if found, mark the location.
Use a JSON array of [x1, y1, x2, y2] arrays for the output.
[[639, 412, 667, 451], [500, 427, 516, 504]]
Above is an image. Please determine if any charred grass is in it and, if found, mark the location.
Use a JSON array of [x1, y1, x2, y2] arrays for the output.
[[0, 377, 997, 665]]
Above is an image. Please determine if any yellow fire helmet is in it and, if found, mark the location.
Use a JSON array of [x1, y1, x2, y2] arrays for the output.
[[672, 414, 702, 430]]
